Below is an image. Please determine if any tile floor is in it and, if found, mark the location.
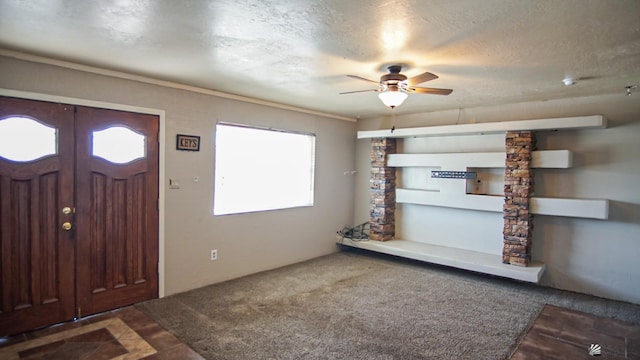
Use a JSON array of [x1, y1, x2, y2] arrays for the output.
[[2, 303, 638, 359], [511, 304, 640, 359], [0, 306, 204, 360]]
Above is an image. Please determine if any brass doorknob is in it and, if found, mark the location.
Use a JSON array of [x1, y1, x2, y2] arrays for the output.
[[62, 222, 72, 231]]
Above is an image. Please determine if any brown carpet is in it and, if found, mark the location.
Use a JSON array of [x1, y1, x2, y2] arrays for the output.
[[137, 248, 640, 360]]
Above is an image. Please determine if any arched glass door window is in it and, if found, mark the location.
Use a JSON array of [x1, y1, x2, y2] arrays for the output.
[[92, 126, 146, 164], [0, 116, 57, 162]]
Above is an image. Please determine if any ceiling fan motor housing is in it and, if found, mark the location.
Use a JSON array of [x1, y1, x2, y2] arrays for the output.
[[381, 65, 407, 84]]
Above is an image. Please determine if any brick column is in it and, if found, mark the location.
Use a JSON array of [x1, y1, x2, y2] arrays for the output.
[[369, 138, 396, 241], [502, 131, 535, 266]]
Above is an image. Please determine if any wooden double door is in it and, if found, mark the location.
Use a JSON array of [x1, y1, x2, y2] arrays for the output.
[[0, 97, 159, 336]]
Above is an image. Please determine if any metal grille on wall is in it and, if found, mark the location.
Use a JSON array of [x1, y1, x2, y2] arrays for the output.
[[431, 171, 477, 179]]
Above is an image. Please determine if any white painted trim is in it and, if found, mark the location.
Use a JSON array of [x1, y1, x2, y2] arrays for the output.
[[0, 49, 357, 123], [0, 88, 167, 298], [387, 150, 572, 169], [339, 238, 545, 283], [358, 115, 607, 138]]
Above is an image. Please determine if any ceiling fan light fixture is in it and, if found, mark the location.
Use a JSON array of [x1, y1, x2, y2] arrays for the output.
[[378, 90, 408, 108]]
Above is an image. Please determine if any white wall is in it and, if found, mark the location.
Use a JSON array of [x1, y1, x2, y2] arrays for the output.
[[356, 96, 640, 304], [0, 55, 356, 296]]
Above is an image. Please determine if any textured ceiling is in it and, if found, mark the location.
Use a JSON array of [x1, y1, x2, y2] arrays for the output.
[[1, 0, 639, 119]]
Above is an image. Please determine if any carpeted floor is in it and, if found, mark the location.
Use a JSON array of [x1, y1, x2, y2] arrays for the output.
[[137, 248, 640, 360]]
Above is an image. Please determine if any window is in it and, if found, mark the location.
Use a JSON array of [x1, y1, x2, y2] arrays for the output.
[[0, 116, 57, 162], [92, 126, 146, 164], [214, 123, 316, 215]]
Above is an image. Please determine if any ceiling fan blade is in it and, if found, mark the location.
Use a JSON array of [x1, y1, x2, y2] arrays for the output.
[[346, 75, 380, 84], [408, 87, 453, 95], [406, 72, 438, 86], [339, 89, 379, 94]]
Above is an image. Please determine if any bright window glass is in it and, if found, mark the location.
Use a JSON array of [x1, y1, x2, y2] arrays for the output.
[[0, 117, 57, 162], [92, 126, 146, 164], [214, 123, 315, 215]]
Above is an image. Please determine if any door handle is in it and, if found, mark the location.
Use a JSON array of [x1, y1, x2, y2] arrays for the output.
[[62, 222, 72, 231]]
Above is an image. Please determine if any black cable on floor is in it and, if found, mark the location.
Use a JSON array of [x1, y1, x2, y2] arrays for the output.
[[337, 222, 369, 243]]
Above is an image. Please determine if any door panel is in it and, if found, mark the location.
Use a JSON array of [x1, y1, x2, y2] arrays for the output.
[[75, 106, 159, 316], [0, 97, 159, 336], [0, 97, 75, 336]]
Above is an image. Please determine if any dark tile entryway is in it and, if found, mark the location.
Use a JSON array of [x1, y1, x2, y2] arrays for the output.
[[511, 304, 640, 359], [0, 306, 203, 359]]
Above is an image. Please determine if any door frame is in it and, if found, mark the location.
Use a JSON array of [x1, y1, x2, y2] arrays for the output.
[[0, 88, 167, 298]]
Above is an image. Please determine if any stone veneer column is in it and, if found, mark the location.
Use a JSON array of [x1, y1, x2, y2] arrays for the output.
[[502, 131, 536, 266], [369, 138, 396, 241]]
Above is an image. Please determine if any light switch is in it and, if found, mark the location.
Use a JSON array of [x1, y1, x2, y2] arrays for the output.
[[169, 179, 180, 189]]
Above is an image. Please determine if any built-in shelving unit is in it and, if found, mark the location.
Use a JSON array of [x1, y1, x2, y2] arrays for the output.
[[386, 148, 608, 220], [339, 238, 546, 283], [346, 115, 609, 283]]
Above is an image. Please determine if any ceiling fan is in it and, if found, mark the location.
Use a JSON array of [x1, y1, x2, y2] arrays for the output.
[[340, 65, 453, 108]]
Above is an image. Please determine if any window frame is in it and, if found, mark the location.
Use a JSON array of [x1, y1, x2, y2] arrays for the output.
[[213, 122, 316, 216]]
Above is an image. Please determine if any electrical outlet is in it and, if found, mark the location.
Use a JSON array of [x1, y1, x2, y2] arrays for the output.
[[210, 249, 218, 261]]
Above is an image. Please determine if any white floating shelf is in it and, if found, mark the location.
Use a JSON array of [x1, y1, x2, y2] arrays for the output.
[[396, 188, 609, 220], [387, 150, 572, 169], [338, 238, 545, 283], [396, 189, 503, 212], [531, 150, 573, 168], [358, 115, 607, 139], [530, 197, 609, 220], [388, 152, 505, 168]]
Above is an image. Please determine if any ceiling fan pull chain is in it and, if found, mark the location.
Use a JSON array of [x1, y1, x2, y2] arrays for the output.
[[391, 107, 396, 133]]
